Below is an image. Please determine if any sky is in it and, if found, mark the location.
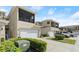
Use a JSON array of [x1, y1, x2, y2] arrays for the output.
[[0, 6, 79, 27]]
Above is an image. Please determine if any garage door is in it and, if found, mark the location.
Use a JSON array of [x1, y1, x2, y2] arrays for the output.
[[48, 31, 55, 37], [19, 29, 38, 38]]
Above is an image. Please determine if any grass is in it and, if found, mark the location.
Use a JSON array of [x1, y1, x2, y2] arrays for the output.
[[48, 37, 76, 45]]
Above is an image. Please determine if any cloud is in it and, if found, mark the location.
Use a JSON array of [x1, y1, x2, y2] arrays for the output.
[[47, 8, 56, 15], [41, 11, 79, 27], [70, 11, 79, 20], [42, 16, 54, 20], [58, 11, 79, 26], [41, 8, 56, 20], [0, 9, 6, 12], [57, 19, 79, 27], [29, 6, 43, 12]]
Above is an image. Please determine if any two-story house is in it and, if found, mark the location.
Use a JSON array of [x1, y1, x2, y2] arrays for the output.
[[0, 10, 9, 42], [60, 25, 79, 36], [36, 19, 60, 37], [8, 6, 41, 38]]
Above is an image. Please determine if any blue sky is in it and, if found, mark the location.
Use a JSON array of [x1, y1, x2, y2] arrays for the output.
[[0, 6, 79, 26]]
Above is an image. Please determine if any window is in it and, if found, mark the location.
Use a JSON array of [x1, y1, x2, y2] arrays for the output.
[[19, 8, 35, 23], [47, 21, 50, 24], [0, 27, 3, 31], [31, 16, 34, 19]]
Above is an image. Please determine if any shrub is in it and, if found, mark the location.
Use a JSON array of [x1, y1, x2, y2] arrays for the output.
[[0, 41, 21, 52], [1, 37, 5, 42], [55, 34, 65, 40], [10, 38, 47, 52], [41, 34, 49, 37], [64, 35, 69, 38]]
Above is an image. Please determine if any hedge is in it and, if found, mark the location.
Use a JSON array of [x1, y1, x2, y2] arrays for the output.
[[64, 35, 69, 38], [10, 38, 47, 52], [55, 34, 65, 40], [41, 34, 49, 37], [0, 40, 21, 52]]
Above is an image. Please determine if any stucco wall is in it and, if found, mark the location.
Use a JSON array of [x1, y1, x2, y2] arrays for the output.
[[41, 27, 60, 35], [41, 27, 50, 34], [8, 7, 18, 38], [0, 26, 5, 38], [0, 26, 5, 43], [17, 21, 41, 37], [17, 21, 35, 29], [42, 21, 51, 27]]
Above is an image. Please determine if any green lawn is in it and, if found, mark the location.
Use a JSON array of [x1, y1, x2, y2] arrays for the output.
[[58, 38, 76, 45], [48, 37, 76, 45]]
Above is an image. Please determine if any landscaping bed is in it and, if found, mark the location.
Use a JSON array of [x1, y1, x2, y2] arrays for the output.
[[12, 38, 47, 52], [47, 34, 76, 45], [0, 38, 47, 52], [48, 37, 76, 45], [0, 40, 21, 52]]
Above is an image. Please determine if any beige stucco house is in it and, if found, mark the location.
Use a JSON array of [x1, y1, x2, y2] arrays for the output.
[[0, 11, 9, 43], [0, 20, 9, 38], [8, 6, 41, 38], [36, 19, 60, 37], [60, 25, 79, 36]]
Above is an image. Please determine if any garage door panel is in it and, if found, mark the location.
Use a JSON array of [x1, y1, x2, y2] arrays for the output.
[[20, 29, 38, 38]]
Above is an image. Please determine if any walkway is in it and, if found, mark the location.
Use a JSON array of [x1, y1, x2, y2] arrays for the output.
[[40, 38, 74, 52]]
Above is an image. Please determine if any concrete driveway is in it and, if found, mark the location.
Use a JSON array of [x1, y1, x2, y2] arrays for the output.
[[40, 38, 74, 52]]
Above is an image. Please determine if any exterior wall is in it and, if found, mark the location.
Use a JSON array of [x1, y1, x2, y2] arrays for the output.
[[0, 26, 5, 39], [41, 27, 50, 34], [0, 26, 5, 43], [17, 21, 41, 37], [8, 7, 18, 38], [50, 27, 60, 33], [41, 27, 60, 35], [17, 21, 35, 29], [42, 21, 51, 27]]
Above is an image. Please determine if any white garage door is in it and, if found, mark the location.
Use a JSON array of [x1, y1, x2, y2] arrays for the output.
[[48, 31, 55, 37], [20, 29, 38, 38]]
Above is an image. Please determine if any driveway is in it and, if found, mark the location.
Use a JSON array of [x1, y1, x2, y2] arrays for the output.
[[40, 38, 74, 52]]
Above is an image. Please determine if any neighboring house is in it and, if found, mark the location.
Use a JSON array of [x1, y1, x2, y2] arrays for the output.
[[8, 6, 41, 38], [0, 10, 9, 42], [60, 25, 79, 36], [36, 19, 60, 37]]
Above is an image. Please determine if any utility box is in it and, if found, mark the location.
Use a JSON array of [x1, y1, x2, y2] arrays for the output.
[[15, 40, 30, 52]]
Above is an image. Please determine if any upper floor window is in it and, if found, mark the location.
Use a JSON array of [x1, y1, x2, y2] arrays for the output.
[[31, 16, 34, 19], [19, 8, 35, 23], [47, 21, 50, 24]]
